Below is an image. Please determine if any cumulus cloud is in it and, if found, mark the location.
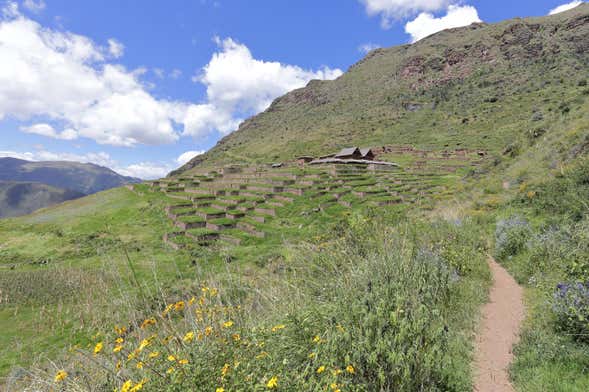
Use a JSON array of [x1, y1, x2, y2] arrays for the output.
[[22, 0, 45, 13], [107, 38, 125, 58], [549, 1, 584, 15], [404, 5, 482, 43], [176, 150, 205, 165], [20, 123, 78, 140], [116, 162, 173, 179], [0, 3, 180, 146], [358, 42, 381, 54], [360, 0, 452, 27], [0, 3, 342, 148], [182, 37, 343, 138]]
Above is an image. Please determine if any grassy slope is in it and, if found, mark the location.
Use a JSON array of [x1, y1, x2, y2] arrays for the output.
[[0, 187, 199, 376], [176, 5, 589, 173]]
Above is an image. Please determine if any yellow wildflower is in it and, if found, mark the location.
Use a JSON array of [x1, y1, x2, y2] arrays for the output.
[[140, 318, 156, 329], [255, 351, 269, 360], [174, 301, 185, 311], [266, 376, 278, 389], [115, 326, 127, 335], [223, 320, 234, 328], [216, 388, 225, 392], [121, 380, 133, 392], [210, 288, 218, 296], [116, 360, 122, 370], [346, 365, 355, 374], [330, 383, 339, 390], [312, 335, 321, 343], [221, 363, 230, 377], [178, 359, 189, 365], [197, 332, 204, 341], [271, 324, 286, 332], [136, 362, 144, 369], [138, 339, 150, 351], [205, 326, 213, 336], [183, 331, 195, 343], [127, 351, 137, 361], [167, 355, 176, 362], [188, 296, 196, 305], [332, 368, 342, 376], [308, 352, 316, 359], [130, 380, 147, 392], [115, 337, 124, 344], [163, 304, 174, 315], [54, 370, 68, 383], [148, 351, 160, 359], [113, 345, 123, 353], [93, 342, 103, 355], [232, 333, 241, 342], [166, 367, 175, 374], [316, 365, 326, 374]]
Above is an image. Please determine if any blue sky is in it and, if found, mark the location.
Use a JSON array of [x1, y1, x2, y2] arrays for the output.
[[0, 0, 584, 178]]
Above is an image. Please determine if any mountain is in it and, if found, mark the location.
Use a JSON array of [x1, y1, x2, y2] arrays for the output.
[[0, 158, 140, 195], [0, 181, 85, 218], [175, 4, 589, 174], [0, 158, 140, 217]]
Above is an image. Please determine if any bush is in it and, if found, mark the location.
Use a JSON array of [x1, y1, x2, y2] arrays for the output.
[[495, 215, 532, 260], [553, 282, 589, 342]]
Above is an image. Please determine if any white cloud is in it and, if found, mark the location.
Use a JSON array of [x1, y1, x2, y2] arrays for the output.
[[170, 69, 182, 79], [360, 0, 452, 27], [182, 37, 343, 138], [0, 5, 180, 146], [20, 123, 78, 140], [107, 38, 124, 58], [404, 5, 482, 43], [116, 162, 172, 180], [549, 1, 584, 15], [22, 0, 46, 13], [0, 5, 342, 148], [0, 149, 115, 167], [358, 42, 381, 54], [176, 150, 205, 165]]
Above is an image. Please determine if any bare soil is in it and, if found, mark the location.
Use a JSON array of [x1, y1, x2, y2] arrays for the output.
[[474, 257, 525, 392]]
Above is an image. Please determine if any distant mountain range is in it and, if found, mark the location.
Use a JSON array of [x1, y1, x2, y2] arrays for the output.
[[0, 158, 141, 217]]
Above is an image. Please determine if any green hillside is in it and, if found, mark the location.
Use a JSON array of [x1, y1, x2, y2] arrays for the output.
[[0, 5, 588, 392], [177, 4, 589, 173], [0, 181, 84, 218]]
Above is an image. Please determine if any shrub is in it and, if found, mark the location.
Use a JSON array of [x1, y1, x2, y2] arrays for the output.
[[495, 215, 532, 260], [553, 282, 589, 343]]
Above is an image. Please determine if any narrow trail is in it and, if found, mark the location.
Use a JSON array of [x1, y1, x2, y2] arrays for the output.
[[474, 257, 525, 392]]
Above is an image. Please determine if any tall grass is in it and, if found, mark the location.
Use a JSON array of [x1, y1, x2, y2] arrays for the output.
[[13, 215, 490, 391]]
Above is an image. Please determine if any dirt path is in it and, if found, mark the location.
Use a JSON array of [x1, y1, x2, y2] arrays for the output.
[[474, 257, 525, 392]]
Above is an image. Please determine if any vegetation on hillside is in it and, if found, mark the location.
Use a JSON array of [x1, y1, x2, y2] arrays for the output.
[[176, 4, 589, 173], [13, 216, 491, 391]]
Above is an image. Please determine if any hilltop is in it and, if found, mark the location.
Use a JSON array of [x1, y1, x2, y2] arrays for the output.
[[176, 4, 589, 173], [0, 158, 140, 217]]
